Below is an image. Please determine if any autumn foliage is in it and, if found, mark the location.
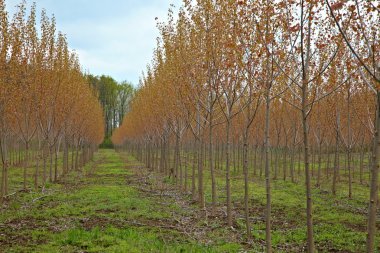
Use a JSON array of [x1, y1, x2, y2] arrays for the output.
[[0, 1, 104, 200]]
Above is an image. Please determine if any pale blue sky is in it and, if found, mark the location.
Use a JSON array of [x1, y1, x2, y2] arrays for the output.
[[5, 0, 182, 85]]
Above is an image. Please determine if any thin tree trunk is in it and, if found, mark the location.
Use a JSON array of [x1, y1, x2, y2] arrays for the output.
[[290, 147, 295, 183], [233, 142, 237, 173], [71, 142, 75, 171], [243, 128, 251, 240], [49, 146, 53, 182], [209, 118, 217, 213], [302, 106, 314, 253], [75, 142, 79, 170], [43, 146, 47, 187], [264, 89, 272, 252], [326, 147, 331, 179], [0, 136, 8, 203], [160, 139, 164, 173], [63, 140, 68, 175], [366, 91, 380, 252], [283, 146, 287, 181], [333, 117, 340, 195], [226, 119, 232, 226], [359, 145, 364, 185], [253, 145, 257, 176], [184, 152, 188, 192], [175, 134, 180, 184], [192, 141, 197, 201], [259, 146, 263, 177], [298, 146, 302, 176], [317, 145, 322, 187], [23, 142, 29, 190], [54, 145, 58, 181], [179, 142, 183, 190], [198, 138, 205, 209], [35, 152, 39, 191], [274, 148, 278, 180], [347, 86, 352, 199]]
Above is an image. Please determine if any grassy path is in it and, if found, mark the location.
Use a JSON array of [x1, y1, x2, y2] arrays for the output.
[[0, 149, 241, 253]]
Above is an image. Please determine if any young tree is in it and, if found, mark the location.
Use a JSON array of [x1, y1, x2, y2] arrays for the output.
[[326, 1, 379, 251]]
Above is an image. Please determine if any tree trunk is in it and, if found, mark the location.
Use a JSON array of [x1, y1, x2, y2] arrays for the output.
[[43, 146, 47, 187], [243, 128, 251, 240], [192, 141, 197, 201], [54, 145, 58, 181], [366, 91, 380, 252], [274, 147, 278, 180], [184, 152, 188, 192], [298, 147, 302, 176], [34, 152, 39, 191], [290, 147, 295, 183], [23, 142, 29, 190], [175, 134, 180, 184], [317, 145, 322, 187], [49, 146, 53, 182], [179, 142, 183, 190], [71, 142, 75, 171], [283, 147, 287, 181], [326, 147, 331, 179], [63, 140, 68, 175], [302, 107, 314, 253], [160, 139, 164, 173], [0, 136, 8, 203], [347, 147, 352, 198], [253, 145, 257, 176], [359, 145, 364, 185], [226, 119, 232, 226], [264, 89, 272, 252], [347, 87, 352, 199], [233, 141, 237, 173], [260, 146, 265, 178], [333, 123, 339, 195], [209, 117, 217, 213], [198, 138, 205, 209], [75, 142, 80, 170]]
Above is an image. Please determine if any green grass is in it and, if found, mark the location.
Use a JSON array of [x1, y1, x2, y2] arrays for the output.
[[1, 149, 245, 252], [129, 148, 380, 253]]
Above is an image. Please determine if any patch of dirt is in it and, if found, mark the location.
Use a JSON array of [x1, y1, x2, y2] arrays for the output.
[[0, 233, 33, 248], [2, 216, 75, 233], [341, 221, 367, 233], [4, 216, 41, 230], [0, 216, 71, 248], [96, 207, 118, 214], [80, 216, 119, 230], [317, 240, 355, 253]]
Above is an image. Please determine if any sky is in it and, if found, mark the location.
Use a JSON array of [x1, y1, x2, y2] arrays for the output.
[[4, 0, 182, 86]]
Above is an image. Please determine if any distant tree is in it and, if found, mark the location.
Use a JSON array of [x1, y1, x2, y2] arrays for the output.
[[116, 81, 134, 126], [87, 75, 134, 140]]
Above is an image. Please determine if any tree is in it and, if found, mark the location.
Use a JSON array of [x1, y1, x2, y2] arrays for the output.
[[326, 1, 379, 251]]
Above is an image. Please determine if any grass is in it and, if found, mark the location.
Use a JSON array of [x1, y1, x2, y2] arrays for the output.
[[3, 146, 378, 251], [133, 148, 380, 252], [0, 149, 246, 252]]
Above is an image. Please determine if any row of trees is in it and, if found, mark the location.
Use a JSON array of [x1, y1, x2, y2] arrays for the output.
[[112, 0, 379, 252], [0, 1, 104, 202], [87, 75, 134, 140]]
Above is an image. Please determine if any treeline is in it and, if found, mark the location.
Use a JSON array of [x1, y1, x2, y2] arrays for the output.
[[87, 75, 134, 143], [112, 1, 379, 252], [0, 1, 104, 203]]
